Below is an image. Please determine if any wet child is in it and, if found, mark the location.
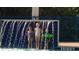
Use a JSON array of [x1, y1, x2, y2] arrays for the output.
[[35, 22, 41, 49], [27, 26, 33, 48]]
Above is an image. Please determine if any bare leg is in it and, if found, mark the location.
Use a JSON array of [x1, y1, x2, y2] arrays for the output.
[[35, 36, 38, 49], [37, 36, 40, 49], [30, 39, 32, 48], [28, 38, 31, 48], [28, 40, 30, 48]]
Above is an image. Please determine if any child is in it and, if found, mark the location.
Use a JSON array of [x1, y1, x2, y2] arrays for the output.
[[27, 26, 33, 48], [35, 22, 41, 49]]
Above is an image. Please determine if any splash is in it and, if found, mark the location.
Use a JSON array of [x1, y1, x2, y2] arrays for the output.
[[0, 20, 54, 49]]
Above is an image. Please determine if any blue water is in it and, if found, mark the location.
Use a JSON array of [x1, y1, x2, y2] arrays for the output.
[[0, 20, 55, 49]]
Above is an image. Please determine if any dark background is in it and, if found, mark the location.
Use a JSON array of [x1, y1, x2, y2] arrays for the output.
[[0, 7, 79, 42]]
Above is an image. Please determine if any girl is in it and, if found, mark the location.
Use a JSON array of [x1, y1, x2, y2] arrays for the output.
[[35, 22, 41, 49], [27, 26, 33, 48]]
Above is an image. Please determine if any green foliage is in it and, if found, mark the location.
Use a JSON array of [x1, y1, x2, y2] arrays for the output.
[[40, 7, 79, 16], [41, 32, 54, 40]]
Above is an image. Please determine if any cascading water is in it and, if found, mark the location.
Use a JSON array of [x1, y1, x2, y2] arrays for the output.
[[0, 21, 7, 46], [0, 20, 54, 50], [44, 21, 51, 49]]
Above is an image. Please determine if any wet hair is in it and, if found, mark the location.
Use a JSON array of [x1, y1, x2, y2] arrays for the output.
[[28, 26, 32, 29]]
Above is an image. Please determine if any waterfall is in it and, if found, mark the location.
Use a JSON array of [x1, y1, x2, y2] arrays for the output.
[[5, 21, 14, 47], [17, 22, 27, 48], [0, 21, 7, 46], [0, 20, 55, 49], [40, 21, 44, 49], [13, 21, 25, 48], [52, 22, 54, 49], [8, 21, 15, 47], [44, 21, 51, 49], [1, 21, 10, 47]]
